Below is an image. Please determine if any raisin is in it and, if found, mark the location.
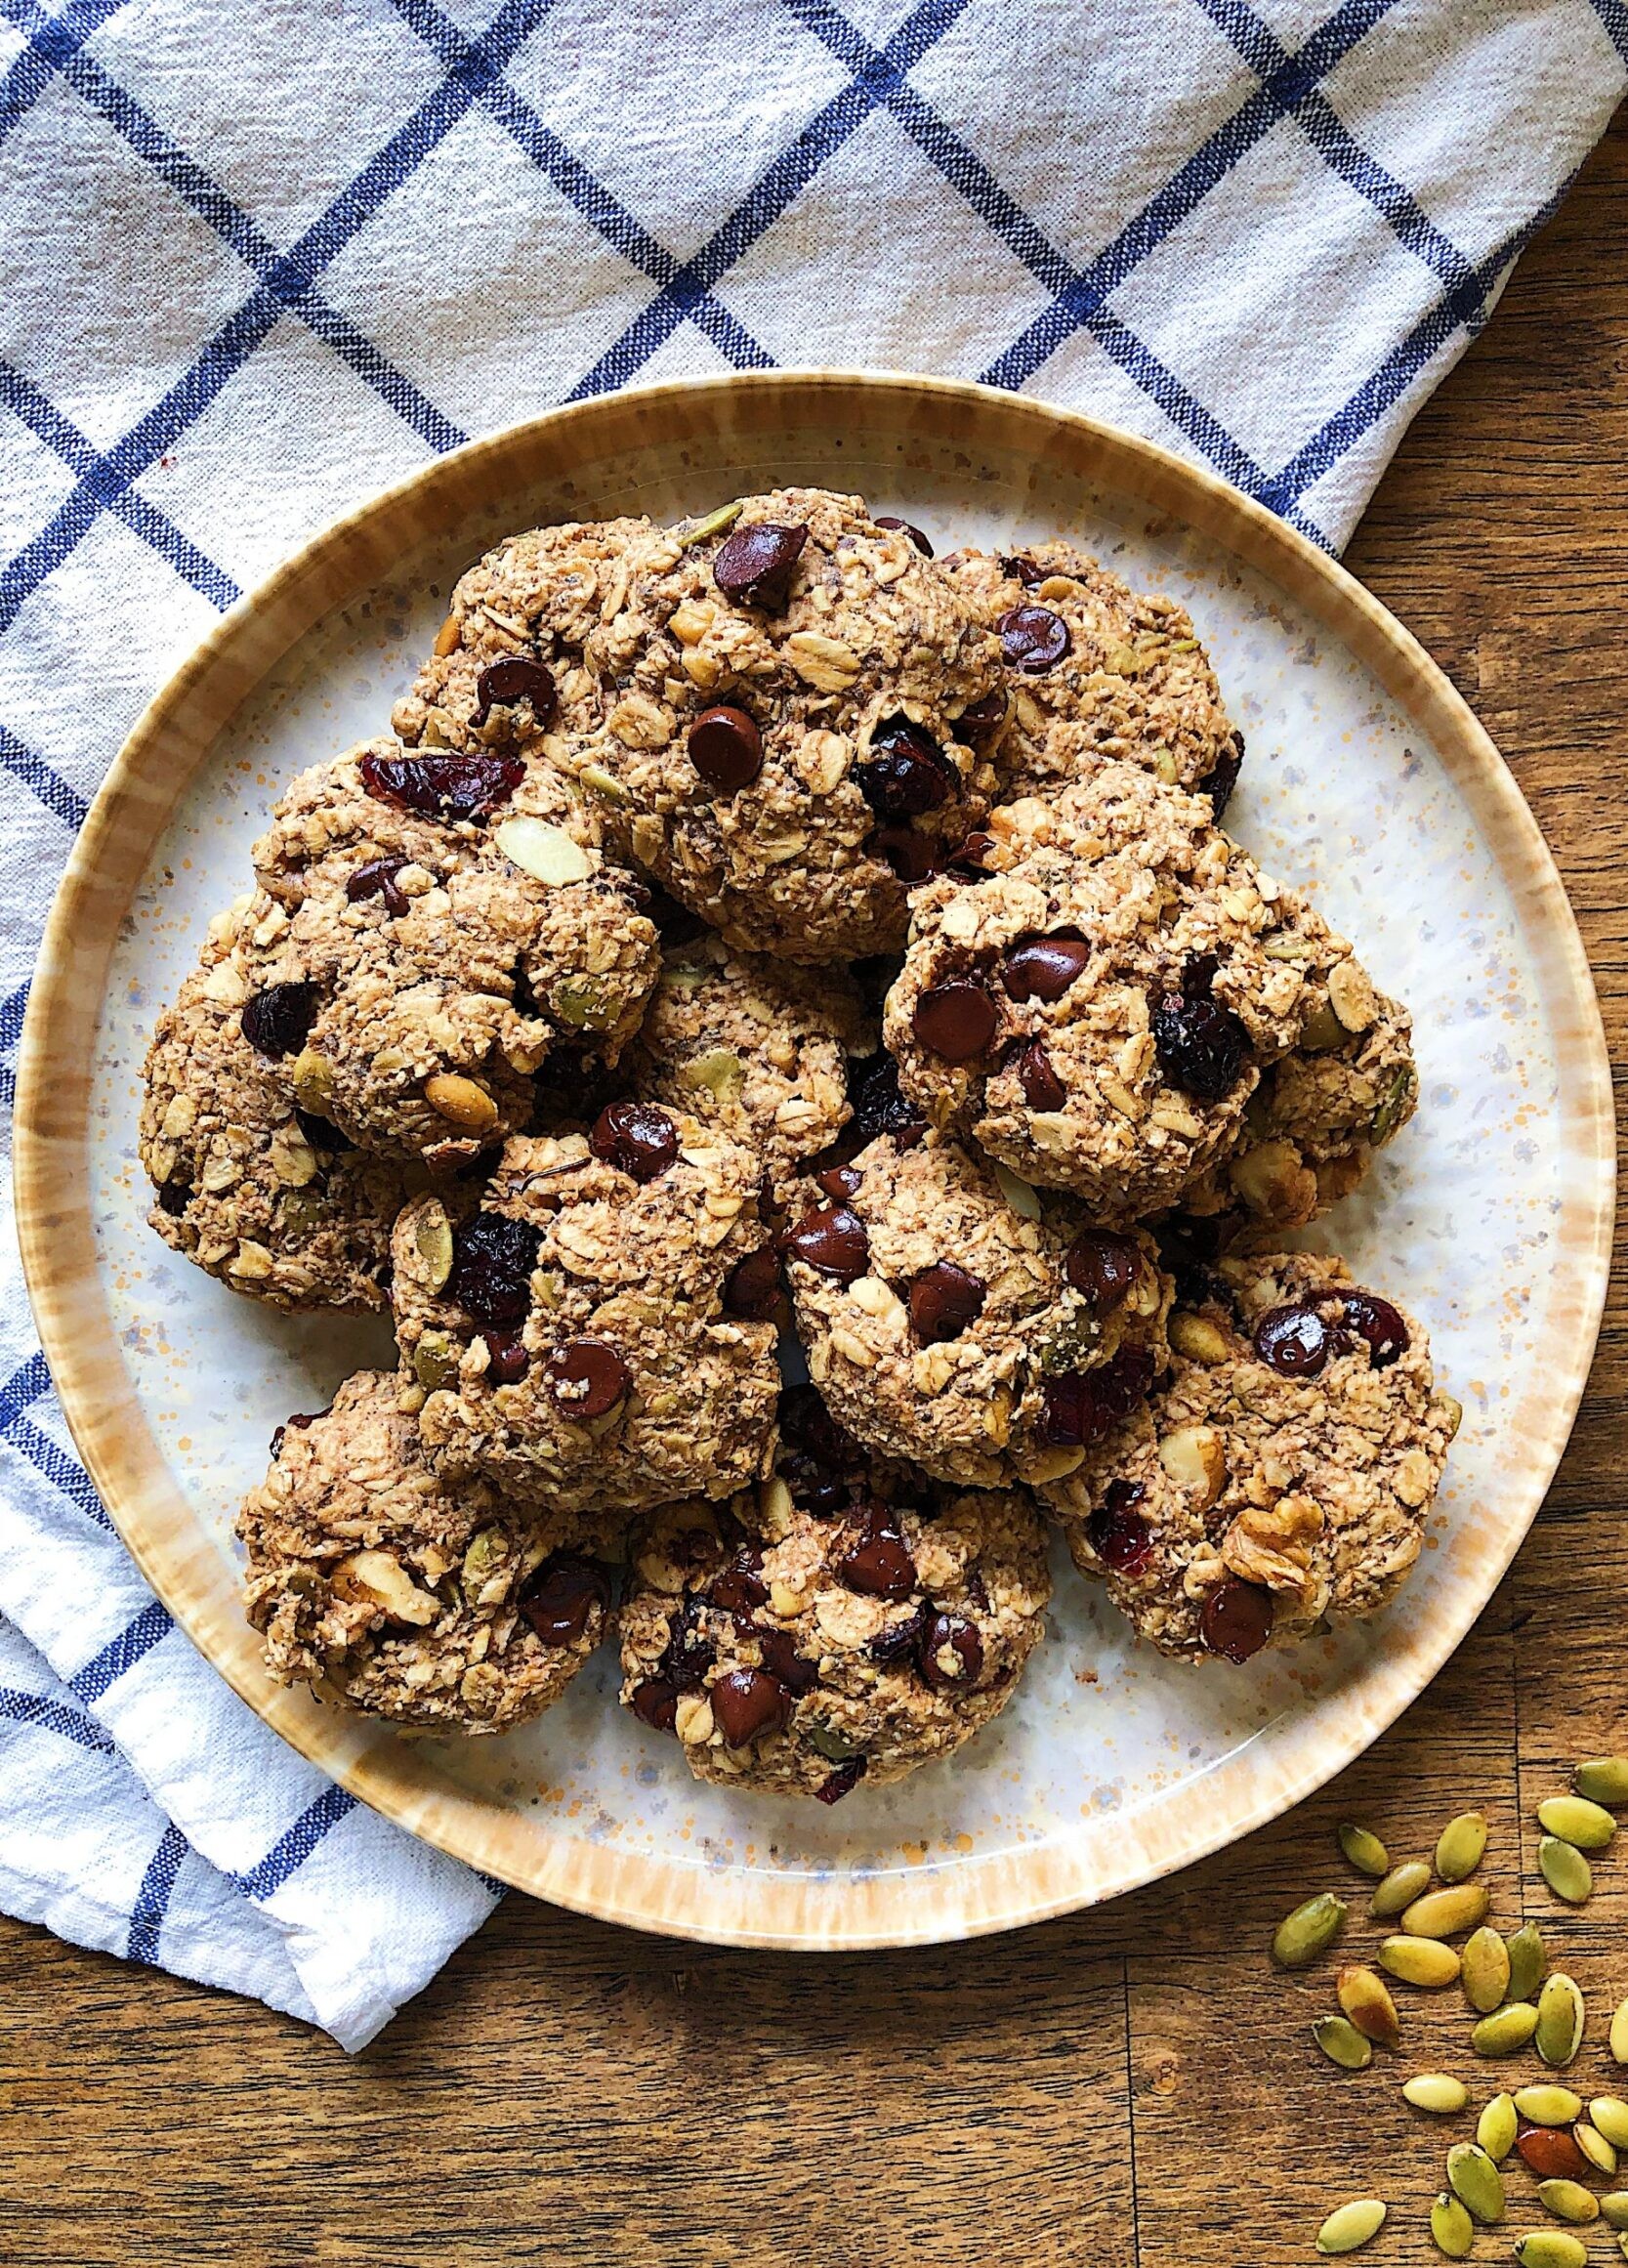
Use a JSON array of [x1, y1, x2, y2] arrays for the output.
[[240, 983, 319, 1060]]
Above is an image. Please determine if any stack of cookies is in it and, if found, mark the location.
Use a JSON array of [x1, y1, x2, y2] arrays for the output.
[[139, 488, 1460, 1804]]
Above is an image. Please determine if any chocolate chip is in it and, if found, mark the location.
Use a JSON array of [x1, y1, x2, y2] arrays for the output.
[[1252, 1301, 1331, 1378], [911, 979, 997, 1064], [630, 1677, 682, 1732], [723, 1245, 782, 1321], [776, 1384, 867, 1516], [543, 1338, 630, 1419], [357, 745, 525, 822], [998, 554, 1044, 587], [707, 1545, 769, 1617], [908, 1261, 986, 1344], [520, 1551, 610, 1644], [997, 603, 1070, 673], [1015, 1038, 1065, 1111], [1150, 990, 1248, 1101], [1342, 1291, 1408, 1367], [943, 827, 997, 879], [484, 1331, 529, 1383], [346, 855, 410, 917], [1196, 729, 1243, 819], [1064, 1229, 1144, 1312], [1040, 1345, 1154, 1448], [473, 654, 557, 729], [758, 1628, 819, 1697], [815, 1163, 862, 1199], [856, 717, 957, 822], [688, 704, 763, 794], [294, 1106, 351, 1152], [848, 1052, 929, 1149], [782, 1202, 869, 1282], [1002, 930, 1090, 1002], [1199, 1575, 1275, 1662], [590, 1100, 679, 1184], [445, 1211, 542, 1330], [916, 1610, 983, 1689], [709, 1666, 793, 1746], [869, 825, 939, 883], [713, 522, 808, 610], [157, 1176, 191, 1217], [955, 693, 1006, 748], [874, 514, 933, 557], [814, 1755, 867, 1803], [241, 982, 320, 1060], [1086, 1478, 1153, 1574], [836, 1505, 917, 1601]]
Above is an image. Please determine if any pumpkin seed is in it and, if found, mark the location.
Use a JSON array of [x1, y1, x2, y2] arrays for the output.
[[1402, 1883, 1490, 1939], [1405, 2073, 1470, 2114], [1538, 1836, 1593, 1904], [1535, 2179, 1599, 2225], [1594, 2100, 1628, 2151], [1515, 2087, 1583, 2126], [1471, 2002, 1540, 2057], [1463, 1925, 1511, 2013], [1315, 2016, 1373, 2071], [1429, 2192, 1474, 2259], [1371, 1859, 1433, 1917], [1575, 2121, 1618, 2176], [1272, 1891, 1347, 1968], [1479, 2092, 1519, 2162], [1507, 1922, 1547, 2003], [1618, 2235, 1628, 2264], [1338, 1963, 1401, 2048], [675, 500, 744, 548], [1380, 1935, 1462, 1988], [1513, 2237, 1587, 2268], [1614, 1998, 1628, 2065], [1316, 2200, 1387, 2255], [1338, 1822, 1390, 1877], [1435, 1811, 1488, 1882], [1575, 1756, 1628, 1805], [1446, 2141, 1505, 2224], [1538, 1793, 1616, 1849], [1537, 1974, 1586, 2069], [413, 1201, 454, 1292], [1603, 2193, 1628, 2229]]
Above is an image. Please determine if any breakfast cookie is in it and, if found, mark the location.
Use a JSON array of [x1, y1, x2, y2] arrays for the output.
[[140, 911, 414, 1311], [622, 932, 870, 1205], [560, 487, 1005, 960], [1039, 1251, 1460, 1661], [942, 542, 1241, 811], [391, 1110, 780, 1513], [617, 1466, 1050, 1799], [239, 735, 660, 1165], [883, 763, 1356, 1219], [782, 1130, 1171, 1489], [239, 1369, 616, 1734]]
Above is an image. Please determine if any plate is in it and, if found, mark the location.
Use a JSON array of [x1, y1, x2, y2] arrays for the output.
[[15, 373, 1612, 1949]]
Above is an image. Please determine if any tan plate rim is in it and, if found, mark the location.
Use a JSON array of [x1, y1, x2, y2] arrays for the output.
[[14, 370, 1615, 1950]]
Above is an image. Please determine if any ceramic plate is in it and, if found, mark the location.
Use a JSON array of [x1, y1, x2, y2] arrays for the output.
[[15, 374, 1612, 1948]]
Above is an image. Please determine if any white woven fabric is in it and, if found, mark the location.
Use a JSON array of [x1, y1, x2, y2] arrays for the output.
[[0, 0, 1620, 2047]]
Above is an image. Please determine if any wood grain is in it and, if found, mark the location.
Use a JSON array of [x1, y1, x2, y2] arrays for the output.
[[1, 104, 1623, 2268]]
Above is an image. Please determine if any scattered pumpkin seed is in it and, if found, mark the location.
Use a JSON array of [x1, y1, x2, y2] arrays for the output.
[[1463, 1926, 1512, 2013], [1602, 2193, 1628, 2229], [1472, 2002, 1540, 2057], [1537, 1974, 1586, 2069], [1446, 2141, 1505, 2224], [1402, 1883, 1491, 1939], [1315, 2200, 1387, 2255], [1338, 1822, 1391, 1877], [1480, 2093, 1519, 2162], [1429, 2192, 1474, 2258], [1315, 2016, 1373, 2072], [1507, 1922, 1547, 2004], [1617, 2235, 1628, 2264], [1594, 2101, 1628, 2151], [1380, 1935, 1463, 1988], [1371, 1859, 1433, 1918], [1273, 1891, 1347, 1968], [1575, 1756, 1628, 1806], [1538, 1836, 1594, 1905], [1614, 1998, 1628, 2065], [1405, 2074, 1470, 2115], [1537, 1793, 1617, 1850], [1435, 1811, 1489, 1882], [1535, 2179, 1599, 2226], [1575, 2121, 1618, 2176], [1515, 2087, 1583, 2126], [1513, 2236, 1587, 2268], [1338, 1963, 1401, 2048]]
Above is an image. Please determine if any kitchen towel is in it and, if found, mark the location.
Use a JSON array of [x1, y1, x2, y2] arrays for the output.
[[0, 0, 1620, 2049]]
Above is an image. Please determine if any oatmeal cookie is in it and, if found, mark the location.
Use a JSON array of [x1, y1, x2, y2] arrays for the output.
[[391, 1109, 780, 1513], [1039, 1251, 1460, 1660], [622, 932, 869, 1205], [617, 1456, 1050, 1799], [783, 1131, 1171, 1489], [140, 910, 414, 1311], [560, 487, 1004, 960], [883, 763, 1357, 1219], [942, 542, 1241, 810], [238, 735, 659, 1165], [239, 1369, 616, 1734]]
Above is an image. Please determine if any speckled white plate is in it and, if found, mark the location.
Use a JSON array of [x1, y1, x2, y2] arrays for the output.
[[15, 374, 1612, 1948]]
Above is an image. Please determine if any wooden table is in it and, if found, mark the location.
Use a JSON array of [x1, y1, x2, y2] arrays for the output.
[[3, 109, 1624, 2268]]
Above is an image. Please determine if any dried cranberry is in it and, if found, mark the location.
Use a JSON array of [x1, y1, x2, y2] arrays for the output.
[[1040, 1345, 1154, 1448], [912, 979, 998, 1064], [688, 704, 763, 793], [814, 1756, 867, 1803], [543, 1338, 630, 1419], [836, 1506, 917, 1601], [1252, 1301, 1332, 1378], [856, 717, 957, 822], [1064, 1230, 1144, 1312], [908, 1261, 985, 1344], [157, 1176, 191, 1217], [1003, 931, 1090, 1002], [521, 1552, 610, 1644], [357, 745, 524, 822], [1342, 1291, 1408, 1367], [917, 1611, 983, 1688], [1151, 990, 1248, 1101], [473, 654, 557, 729], [956, 693, 1006, 749], [1015, 1038, 1065, 1111], [848, 1052, 928, 1149], [1086, 1480, 1153, 1574], [589, 1100, 679, 1184], [867, 1602, 929, 1664], [294, 1106, 351, 1152], [782, 1202, 869, 1282], [1199, 1576, 1275, 1662], [1196, 730, 1243, 819], [710, 1667, 793, 1746], [874, 514, 933, 556], [713, 522, 808, 610], [997, 603, 1070, 673], [998, 554, 1044, 587], [661, 1593, 716, 1687], [346, 855, 410, 917], [484, 1331, 529, 1383], [758, 1629, 819, 1697], [1514, 2121, 1590, 2179], [241, 982, 320, 1060], [630, 1677, 682, 1732], [444, 1211, 542, 1329], [723, 1245, 782, 1321], [869, 824, 939, 883]]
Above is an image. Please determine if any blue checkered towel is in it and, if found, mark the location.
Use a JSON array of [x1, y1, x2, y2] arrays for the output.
[[0, 0, 1621, 2049]]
